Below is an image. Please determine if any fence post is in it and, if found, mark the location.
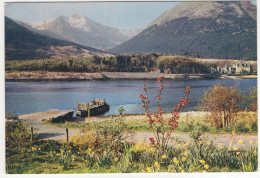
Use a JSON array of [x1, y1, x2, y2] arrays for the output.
[[66, 128, 69, 142], [228, 130, 235, 150], [31, 127, 33, 141]]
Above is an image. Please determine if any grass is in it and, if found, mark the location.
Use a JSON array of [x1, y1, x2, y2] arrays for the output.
[[46, 112, 258, 134], [6, 138, 258, 174], [6, 115, 258, 174]]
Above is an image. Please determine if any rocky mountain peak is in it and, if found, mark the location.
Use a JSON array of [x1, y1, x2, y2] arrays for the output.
[[110, 1, 256, 60], [149, 1, 256, 27]]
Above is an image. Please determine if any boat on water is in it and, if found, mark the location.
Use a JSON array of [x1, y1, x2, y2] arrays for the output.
[[77, 99, 109, 116]]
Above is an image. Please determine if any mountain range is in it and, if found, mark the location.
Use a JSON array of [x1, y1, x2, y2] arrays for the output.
[[5, 17, 111, 60], [16, 14, 142, 51], [109, 1, 256, 60], [6, 1, 257, 61]]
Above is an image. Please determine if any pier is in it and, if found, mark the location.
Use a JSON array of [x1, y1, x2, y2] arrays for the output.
[[19, 109, 75, 142]]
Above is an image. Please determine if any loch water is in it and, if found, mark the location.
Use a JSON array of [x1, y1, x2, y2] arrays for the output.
[[5, 79, 257, 116]]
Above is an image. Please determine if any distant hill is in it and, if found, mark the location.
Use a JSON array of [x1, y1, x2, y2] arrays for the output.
[[16, 14, 142, 50], [5, 17, 112, 60], [110, 1, 256, 60]]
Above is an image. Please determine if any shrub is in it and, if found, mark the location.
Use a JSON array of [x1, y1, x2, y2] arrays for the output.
[[248, 86, 257, 111], [139, 76, 191, 151], [5, 111, 19, 120], [69, 131, 100, 151], [93, 116, 130, 153], [6, 120, 31, 156], [201, 84, 243, 128]]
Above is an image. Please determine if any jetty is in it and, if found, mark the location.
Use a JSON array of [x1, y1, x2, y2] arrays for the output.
[[19, 109, 74, 123], [18, 109, 76, 142]]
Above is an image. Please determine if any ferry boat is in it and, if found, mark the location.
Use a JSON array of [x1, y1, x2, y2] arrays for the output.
[[76, 99, 109, 116]]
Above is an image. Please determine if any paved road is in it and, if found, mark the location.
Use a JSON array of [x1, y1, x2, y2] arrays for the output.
[[19, 110, 258, 148]]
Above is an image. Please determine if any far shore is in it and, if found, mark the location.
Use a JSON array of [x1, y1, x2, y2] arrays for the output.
[[5, 71, 257, 81]]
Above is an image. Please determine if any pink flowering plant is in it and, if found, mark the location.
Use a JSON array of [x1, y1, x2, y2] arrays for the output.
[[139, 76, 191, 151]]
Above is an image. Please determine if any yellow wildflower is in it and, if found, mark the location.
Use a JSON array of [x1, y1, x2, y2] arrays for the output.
[[238, 140, 245, 145], [162, 155, 167, 159], [183, 151, 189, 156], [250, 140, 255, 145], [88, 148, 92, 153], [147, 147, 156, 154], [177, 144, 182, 148], [182, 142, 190, 148], [91, 152, 95, 156], [182, 157, 187, 162], [199, 160, 205, 165], [204, 164, 209, 170], [114, 157, 119, 162], [38, 147, 41, 151], [217, 146, 223, 150], [85, 160, 88, 163], [207, 141, 211, 145], [253, 150, 257, 155], [32, 147, 36, 151], [232, 146, 238, 151], [154, 161, 160, 169], [236, 152, 240, 156], [178, 166, 182, 170], [146, 167, 153, 173], [173, 157, 180, 165], [199, 141, 203, 145], [68, 150, 71, 153], [173, 157, 177, 162]]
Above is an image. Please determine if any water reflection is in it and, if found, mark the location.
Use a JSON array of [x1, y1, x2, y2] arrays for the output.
[[5, 79, 257, 116]]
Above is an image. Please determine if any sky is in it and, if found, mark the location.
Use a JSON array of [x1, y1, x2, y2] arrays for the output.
[[5, 2, 181, 30]]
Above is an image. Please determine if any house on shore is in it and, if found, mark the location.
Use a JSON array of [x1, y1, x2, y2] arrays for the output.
[[211, 62, 252, 75]]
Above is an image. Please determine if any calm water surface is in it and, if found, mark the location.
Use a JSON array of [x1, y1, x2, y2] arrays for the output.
[[5, 79, 257, 116]]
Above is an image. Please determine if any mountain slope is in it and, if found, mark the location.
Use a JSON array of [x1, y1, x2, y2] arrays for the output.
[[5, 17, 111, 60], [110, 1, 256, 60], [18, 14, 142, 50]]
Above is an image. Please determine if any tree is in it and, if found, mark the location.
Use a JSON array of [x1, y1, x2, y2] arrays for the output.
[[201, 84, 243, 128], [248, 86, 257, 111], [139, 76, 191, 151], [117, 106, 125, 118]]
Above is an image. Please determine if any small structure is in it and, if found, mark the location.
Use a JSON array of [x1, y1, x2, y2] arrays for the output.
[[235, 62, 251, 74], [211, 62, 252, 75], [77, 99, 109, 117]]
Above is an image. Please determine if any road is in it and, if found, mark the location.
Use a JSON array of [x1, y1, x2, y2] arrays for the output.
[[19, 110, 258, 148]]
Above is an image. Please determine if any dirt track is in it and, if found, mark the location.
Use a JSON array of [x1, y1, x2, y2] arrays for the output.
[[19, 111, 258, 148]]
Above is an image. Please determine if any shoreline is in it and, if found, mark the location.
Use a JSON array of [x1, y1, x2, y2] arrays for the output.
[[5, 71, 257, 81]]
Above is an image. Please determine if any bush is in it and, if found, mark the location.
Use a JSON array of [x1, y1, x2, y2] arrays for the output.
[[201, 84, 243, 128], [93, 116, 130, 153], [248, 86, 257, 111], [6, 120, 31, 156], [139, 76, 191, 151], [69, 131, 100, 151]]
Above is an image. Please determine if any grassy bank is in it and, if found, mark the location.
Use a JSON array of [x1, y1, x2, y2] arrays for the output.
[[46, 111, 257, 134], [6, 140, 258, 174], [6, 129, 258, 174]]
